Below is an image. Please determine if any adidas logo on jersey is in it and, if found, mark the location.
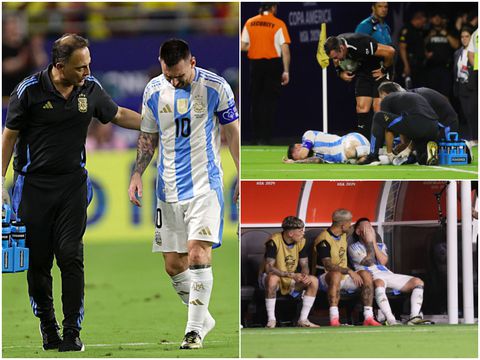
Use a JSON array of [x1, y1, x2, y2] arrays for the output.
[[43, 101, 53, 109], [198, 227, 212, 236], [160, 104, 172, 113]]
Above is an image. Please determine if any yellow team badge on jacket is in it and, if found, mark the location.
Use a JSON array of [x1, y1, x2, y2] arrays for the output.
[[78, 94, 88, 113], [176, 98, 189, 115]]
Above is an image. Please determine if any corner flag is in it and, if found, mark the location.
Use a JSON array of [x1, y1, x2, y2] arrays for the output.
[[316, 23, 329, 69]]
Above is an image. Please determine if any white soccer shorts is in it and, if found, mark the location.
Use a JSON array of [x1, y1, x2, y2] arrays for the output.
[[372, 272, 413, 291], [152, 188, 223, 253], [319, 272, 359, 292]]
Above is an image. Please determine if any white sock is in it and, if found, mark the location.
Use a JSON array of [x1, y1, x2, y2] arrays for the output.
[[375, 287, 396, 323], [171, 269, 191, 305], [410, 286, 424, 318], [265, 298, 276, 321], [329, 306, 339, 320], [185, 267, 213, 334], [171, 269, 214, 330], [363, 306, 374, 319], [299, 296, 315, 321]]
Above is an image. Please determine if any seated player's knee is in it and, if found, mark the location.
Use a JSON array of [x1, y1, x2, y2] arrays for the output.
[[413, 277, 424, 288], [326, 271, 342, 286], [374, 279, 385, 288], [309, 275, 319, 290], [265, 273, 280, 288], [358, 270, 373, 285]]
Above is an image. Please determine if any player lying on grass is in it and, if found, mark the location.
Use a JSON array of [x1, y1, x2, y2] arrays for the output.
[[260, 216, 320, 328], [312, 209, 381, 327], [348, 218, 434, 325], [284, 131, 370, 164], [358, 82, 441, 165]]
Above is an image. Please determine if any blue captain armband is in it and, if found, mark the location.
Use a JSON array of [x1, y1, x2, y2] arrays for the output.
[[218, 106, 239, 125], [302, 140, 313, 150]]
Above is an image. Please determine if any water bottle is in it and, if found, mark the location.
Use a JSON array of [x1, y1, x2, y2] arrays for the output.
[[2, 204, 11, 225], [10, 221, 26, 248], [2, 223, 11, 248]]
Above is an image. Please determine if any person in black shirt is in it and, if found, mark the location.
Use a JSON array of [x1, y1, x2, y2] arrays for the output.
[[410, 87, 459, 137], [359, 82, 440, 165], [1, 34, 141, 352], [398, 11, 428, 88], [425, 12, 460, 96], [370, 82, 459, 159], [324, 33, 395, 139]]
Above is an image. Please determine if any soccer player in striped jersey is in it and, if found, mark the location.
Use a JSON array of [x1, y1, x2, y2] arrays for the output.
[[313, 209, 381, 327], [348, 218, 433, 325], [284, 130, 370, 164], [128, 39, 239, 349]]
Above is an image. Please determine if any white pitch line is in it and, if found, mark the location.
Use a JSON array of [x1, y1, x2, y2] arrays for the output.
[[3, 340, 225, 349], [241, 327, 477, 336], [248, 167, 477, 174], [429, 166, 478, 174]]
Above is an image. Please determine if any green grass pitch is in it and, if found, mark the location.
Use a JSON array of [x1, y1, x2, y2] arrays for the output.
[[241, 325, 478, 358], [241, 146, 478, 179], [2, 233, 239, 358]]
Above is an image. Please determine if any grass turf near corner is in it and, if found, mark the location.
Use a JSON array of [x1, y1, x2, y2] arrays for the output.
[[2, 236, 239, 358], [241, 325, 478, 358], [241, 146, 478, 179]]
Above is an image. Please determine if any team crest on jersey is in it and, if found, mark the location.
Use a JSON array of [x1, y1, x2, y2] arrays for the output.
[[78, 94, 88, 113], [176, 98, 189, 115], [193, 100, 206, 113]]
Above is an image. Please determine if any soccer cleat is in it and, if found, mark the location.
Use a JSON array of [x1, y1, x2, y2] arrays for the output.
[[385, 319, 401, 326], [297, 319, 320, 328], [363, 317, 382, 326], [39, 321, 62, 351], [330, 317, 341, 327], [265, 320, 276, 328], [179, 330, 202, 349], [407, 315, 434, 325], [58, 329, 84, 352], [358, 153, 381, 165], [201, 313, 216, 340], [426, 141, 439, 165]]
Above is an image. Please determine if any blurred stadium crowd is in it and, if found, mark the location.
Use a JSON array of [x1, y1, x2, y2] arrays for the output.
[[2, 2, 239, 150], [392, 7, 478, 142]]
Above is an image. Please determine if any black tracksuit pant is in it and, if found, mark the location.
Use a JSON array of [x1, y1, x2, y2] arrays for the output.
[[249, 58, 283, 145], [13, 168, 88, 331]]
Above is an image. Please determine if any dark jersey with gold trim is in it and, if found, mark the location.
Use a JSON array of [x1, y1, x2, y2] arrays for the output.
[[5, 65, 118, 175]]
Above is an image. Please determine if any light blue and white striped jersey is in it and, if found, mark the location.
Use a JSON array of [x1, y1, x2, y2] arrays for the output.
[[141, 67, 238, 202], [348, 241, 392, 275], [301, 131, 369, 163]]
